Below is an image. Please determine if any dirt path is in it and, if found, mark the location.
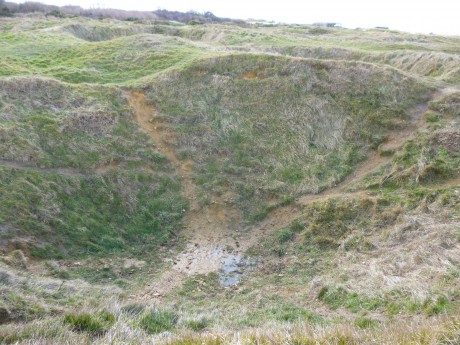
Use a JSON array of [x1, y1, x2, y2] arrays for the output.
[[127, 91, 253, 300], [128, 91, 196, 202], [0, 159, 85, 178], [296, 88, 452, 205], [128, 87, 458, 301], [95, 160, 118, 174]]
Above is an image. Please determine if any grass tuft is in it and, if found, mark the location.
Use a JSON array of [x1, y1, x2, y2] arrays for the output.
[[63, 310, 115, 335], [139, 309, 178, 334]]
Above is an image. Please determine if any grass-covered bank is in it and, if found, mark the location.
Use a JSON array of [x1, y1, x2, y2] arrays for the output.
[[147, 54, 432, 220], [0, 77, 187, 258]]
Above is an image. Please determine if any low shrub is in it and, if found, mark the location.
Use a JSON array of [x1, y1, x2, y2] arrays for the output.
[[186, 317, 209, 331]]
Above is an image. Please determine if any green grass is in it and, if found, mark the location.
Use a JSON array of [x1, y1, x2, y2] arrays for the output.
[[354, 316, 379, 329], [185, 318, 209, 331], [0, 160, 187, 258], [0, 28, 205, 84], [121, 303, 146, 316], [63, 311, 115, 334], [139, 309, 178, 334], [318, 287, 387, 313], [424, 296, 454, 316], [147, 53, 431, 221], [386, 294, 455, 317], [0, 77, 187, 258]]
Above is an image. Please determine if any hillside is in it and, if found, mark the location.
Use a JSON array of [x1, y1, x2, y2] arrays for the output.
[[0, 10, 459, 344]]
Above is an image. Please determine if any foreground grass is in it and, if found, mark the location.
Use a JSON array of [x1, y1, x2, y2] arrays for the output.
[[0, 308, 458, 344]]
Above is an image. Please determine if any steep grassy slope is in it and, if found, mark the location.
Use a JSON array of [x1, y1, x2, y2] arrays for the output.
[[0, 77, 187, 257], [148, 54, 431, 220], [0, 13, 459, 344]]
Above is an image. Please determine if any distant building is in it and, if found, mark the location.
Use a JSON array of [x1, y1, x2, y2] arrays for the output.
[[313, 22, 337, 28], [375, 26, 389, 30]]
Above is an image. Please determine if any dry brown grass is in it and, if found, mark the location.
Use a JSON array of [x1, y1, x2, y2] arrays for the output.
[[3, 313, 457, 344]]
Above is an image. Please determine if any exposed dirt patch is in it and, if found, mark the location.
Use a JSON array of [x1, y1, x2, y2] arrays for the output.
[[241, 72, 258, 79], [127, 91, 257, 300], [95, 160, 118, 174], [0, 159, 85, 178], [433, 130, 460, 153]]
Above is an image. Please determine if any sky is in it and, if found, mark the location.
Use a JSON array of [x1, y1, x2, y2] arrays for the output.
[[9, 0, 460, 36]]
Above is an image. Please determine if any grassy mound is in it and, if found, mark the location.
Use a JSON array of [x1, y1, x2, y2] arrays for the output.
[[0, 28, 204, 84]]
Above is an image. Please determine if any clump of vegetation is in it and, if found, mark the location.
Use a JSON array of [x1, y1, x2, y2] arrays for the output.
[[303, 197, 376, 249], [308, 27, 331, 35], [185, 317, 209, 331], [354, 316, 379, 329], [425, 112, 440, 122], [423, 296, 453, 316], [121, 303, 145, 316], [2, 250, 27, 269], [63, 310, 115, 335], [44, 261, 71, 279], [384, 132, 460, 186], [318, 287, 387, 312], [139, 309, 178, 334], [429, 91, 460, 117]]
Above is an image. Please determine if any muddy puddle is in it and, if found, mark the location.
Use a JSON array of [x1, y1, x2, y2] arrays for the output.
[[174, 245, 258, 287], [217, 250, 258, 287]]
